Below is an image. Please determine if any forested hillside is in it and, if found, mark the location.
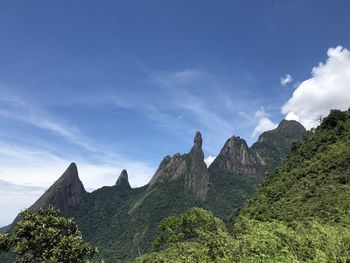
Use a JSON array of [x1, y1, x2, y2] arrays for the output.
[[136, 109, 350, 262]]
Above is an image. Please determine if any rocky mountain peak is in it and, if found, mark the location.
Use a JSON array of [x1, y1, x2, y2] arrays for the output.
[[210, 136, 264, 176], [116, 169, 131, 189], [148, 131, 209, 200], [193, 131, 203, 148], [9, 162, 86, 229], [29, 162, 86, 212]]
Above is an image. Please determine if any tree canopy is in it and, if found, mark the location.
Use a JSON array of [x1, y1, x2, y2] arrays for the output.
[[0, 206, 96, 263]]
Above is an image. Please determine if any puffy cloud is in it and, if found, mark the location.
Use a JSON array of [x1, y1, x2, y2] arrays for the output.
[[252, 117, 278, 137], [204, 155, 216, 167], [252, 107, 278, 137], [282, 46, 350, 129], [280, 74, 293, 86]]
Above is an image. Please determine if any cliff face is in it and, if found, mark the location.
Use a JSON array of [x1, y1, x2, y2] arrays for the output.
[[115, 169, 131, 189], [148, 131, 209, 200], [29, 162, 86, 212], [210, 136, 265, 176]]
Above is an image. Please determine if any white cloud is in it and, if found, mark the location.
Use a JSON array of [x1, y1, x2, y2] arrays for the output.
[[254, 106, 269, 118], [282, 46, 350, 129], [252, 107, 277, 137], [204, 155, 216, 167], [280, 74, 293, 86], [252, 117, 278, 137]]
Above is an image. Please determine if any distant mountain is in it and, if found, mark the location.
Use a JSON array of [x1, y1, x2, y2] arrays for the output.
[[205, 136, 266, 220], [148, 131, 209, 200], [30, 162, 86, 212], [7, 162, 86, 229], [134, 109, 350, 262], [240, 110, 350, 224], [1, 120, 306, 262], [251, 119, 307, 170]]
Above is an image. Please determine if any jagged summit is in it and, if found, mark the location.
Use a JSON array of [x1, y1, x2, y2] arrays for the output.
[[29, 162, 86, 212], [210, 136, 264, 175], [193, 131, 203, 148], [56, 162, 79, 183], [148, 131, 209, 200], [116, 169, 131, 189]]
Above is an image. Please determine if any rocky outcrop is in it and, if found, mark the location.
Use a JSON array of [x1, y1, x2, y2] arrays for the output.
[[29, 162, 86, 212], [210, 136, 264, 176], [148, 131, 209, 200], [7, 163, 86, 230], [186, 132, 210, 200], [116, 169, 131, 189]]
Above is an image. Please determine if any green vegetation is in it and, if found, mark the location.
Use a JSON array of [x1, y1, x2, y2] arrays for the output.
[[66, 180, 201, 262], [251, 119, 306, 171], [135, 209, 350, 262], [0, 206, 96, 263], [241, 109, 350, 224], [136, 109, 350, 262]]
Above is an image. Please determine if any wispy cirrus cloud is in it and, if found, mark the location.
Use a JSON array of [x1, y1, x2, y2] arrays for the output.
[[0, 88, 158, 225], [0, 89, 94, 151]]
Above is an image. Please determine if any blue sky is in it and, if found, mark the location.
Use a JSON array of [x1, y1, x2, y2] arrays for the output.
[[1, 0, 350, 225]]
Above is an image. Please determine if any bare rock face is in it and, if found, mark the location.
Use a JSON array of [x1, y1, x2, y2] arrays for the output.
[[29, 162, 86, 212], [187, 131, 209, 200], [210, 136, 264, 176], [148, 131, 209, 200], [116, 169, 131, 189]]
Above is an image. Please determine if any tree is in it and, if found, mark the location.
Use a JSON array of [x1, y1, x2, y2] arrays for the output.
[[0, 206, 97, 262]]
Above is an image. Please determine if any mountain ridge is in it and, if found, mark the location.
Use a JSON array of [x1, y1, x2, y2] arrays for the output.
[[1, 119, 307, 262]]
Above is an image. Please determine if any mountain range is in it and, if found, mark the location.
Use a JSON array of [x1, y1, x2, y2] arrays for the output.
[[135, 109, 350, 262], [1, 119, 306, 262]]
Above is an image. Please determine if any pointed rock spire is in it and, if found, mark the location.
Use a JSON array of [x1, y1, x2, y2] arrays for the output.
[[194, 131, 203, 148], [148, 131, 209, 200], [116, 169, 131, 189], [190, 131, 204, 160], [29, 162, 86, 212]]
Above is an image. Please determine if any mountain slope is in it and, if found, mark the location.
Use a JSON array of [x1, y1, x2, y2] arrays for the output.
[[2, 120, 306, 262], [205, 136, 266, 220], [135, 109, 350, 262], [240, 109, 350, 224], [148, 131, 209, 200], [66, 132, 209, 261], [30, 162, 86, 212], [251, 119, 306, 170]]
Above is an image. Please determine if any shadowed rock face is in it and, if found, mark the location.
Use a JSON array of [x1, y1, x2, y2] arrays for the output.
[[7, 163, 86, 230], [116, 169, 131, 189], [187, 131, 209, 200], [148, 131, 209, 200], [210, 136, 264, 176], [29, 162, 86, 212]]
